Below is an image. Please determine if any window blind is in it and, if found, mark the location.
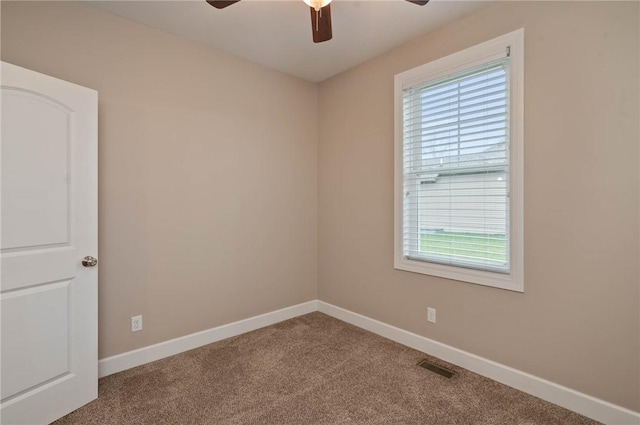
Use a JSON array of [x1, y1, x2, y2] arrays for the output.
[[402, 57, 510, 273]]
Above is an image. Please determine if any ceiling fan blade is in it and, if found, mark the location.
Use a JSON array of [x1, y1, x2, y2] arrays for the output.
[[206, 0, 241, 9], [310, 4, 332, 43], [406, 0, 429, 5]]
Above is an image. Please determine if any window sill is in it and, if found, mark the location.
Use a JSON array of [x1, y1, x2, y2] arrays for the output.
[[394, 255, 523, 292]]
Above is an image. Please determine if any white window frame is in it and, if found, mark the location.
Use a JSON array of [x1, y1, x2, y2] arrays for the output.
[[394, 29, 524, 292]]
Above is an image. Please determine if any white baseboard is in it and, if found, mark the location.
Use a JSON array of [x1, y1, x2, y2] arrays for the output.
[[317, 301, 640, 425], [98, 299, 639, 425], [98, 300, 318, 378]]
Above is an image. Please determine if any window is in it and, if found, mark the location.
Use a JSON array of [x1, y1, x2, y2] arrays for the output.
[[394, 29, 524, 292]]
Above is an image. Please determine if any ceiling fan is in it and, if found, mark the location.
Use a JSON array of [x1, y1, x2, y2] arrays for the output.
[[206, 0, 429, 43]]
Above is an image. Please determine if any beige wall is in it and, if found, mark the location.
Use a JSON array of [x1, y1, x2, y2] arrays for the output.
[[318, 1, 639, 412], [1, 1, 318, 359]]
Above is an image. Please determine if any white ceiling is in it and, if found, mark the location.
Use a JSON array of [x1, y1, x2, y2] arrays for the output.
[[89, 0, 489, 82]]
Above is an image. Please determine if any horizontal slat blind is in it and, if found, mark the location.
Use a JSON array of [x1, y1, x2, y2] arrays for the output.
[[402, 57, 510, 273]]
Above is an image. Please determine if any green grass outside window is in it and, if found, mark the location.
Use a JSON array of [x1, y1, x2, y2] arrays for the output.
[[419, 232, 507, 263]]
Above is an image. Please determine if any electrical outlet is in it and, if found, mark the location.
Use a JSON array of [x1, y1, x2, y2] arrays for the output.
[[427, 307, 436, 323], [131, 315, 143, 332]]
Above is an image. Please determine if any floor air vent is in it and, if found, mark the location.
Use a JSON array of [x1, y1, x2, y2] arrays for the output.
[[417, 359, 456, 379]]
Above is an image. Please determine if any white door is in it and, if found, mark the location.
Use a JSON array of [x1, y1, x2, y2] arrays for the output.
[[0, 62, 98, 425]]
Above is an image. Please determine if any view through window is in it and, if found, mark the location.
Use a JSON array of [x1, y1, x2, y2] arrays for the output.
[[402, 59, 510, 273]]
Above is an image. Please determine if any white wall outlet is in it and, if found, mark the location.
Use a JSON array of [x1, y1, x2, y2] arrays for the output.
[[131, 315, 143, 332], [427, 307, 436, 323]]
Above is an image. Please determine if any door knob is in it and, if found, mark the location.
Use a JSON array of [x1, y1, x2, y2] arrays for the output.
[[82, 256, 98, 267]]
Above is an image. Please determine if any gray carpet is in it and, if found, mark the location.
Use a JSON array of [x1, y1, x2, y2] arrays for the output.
[[54, 312, 600, 424]]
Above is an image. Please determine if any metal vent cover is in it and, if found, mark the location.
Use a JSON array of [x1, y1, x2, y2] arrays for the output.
[[417, 359, 456, 379]]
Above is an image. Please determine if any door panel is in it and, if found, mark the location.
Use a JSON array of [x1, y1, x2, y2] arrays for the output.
[[1, 281, 71, 400], [1, 89, 71, 250], [1, 62, 98, 425]]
